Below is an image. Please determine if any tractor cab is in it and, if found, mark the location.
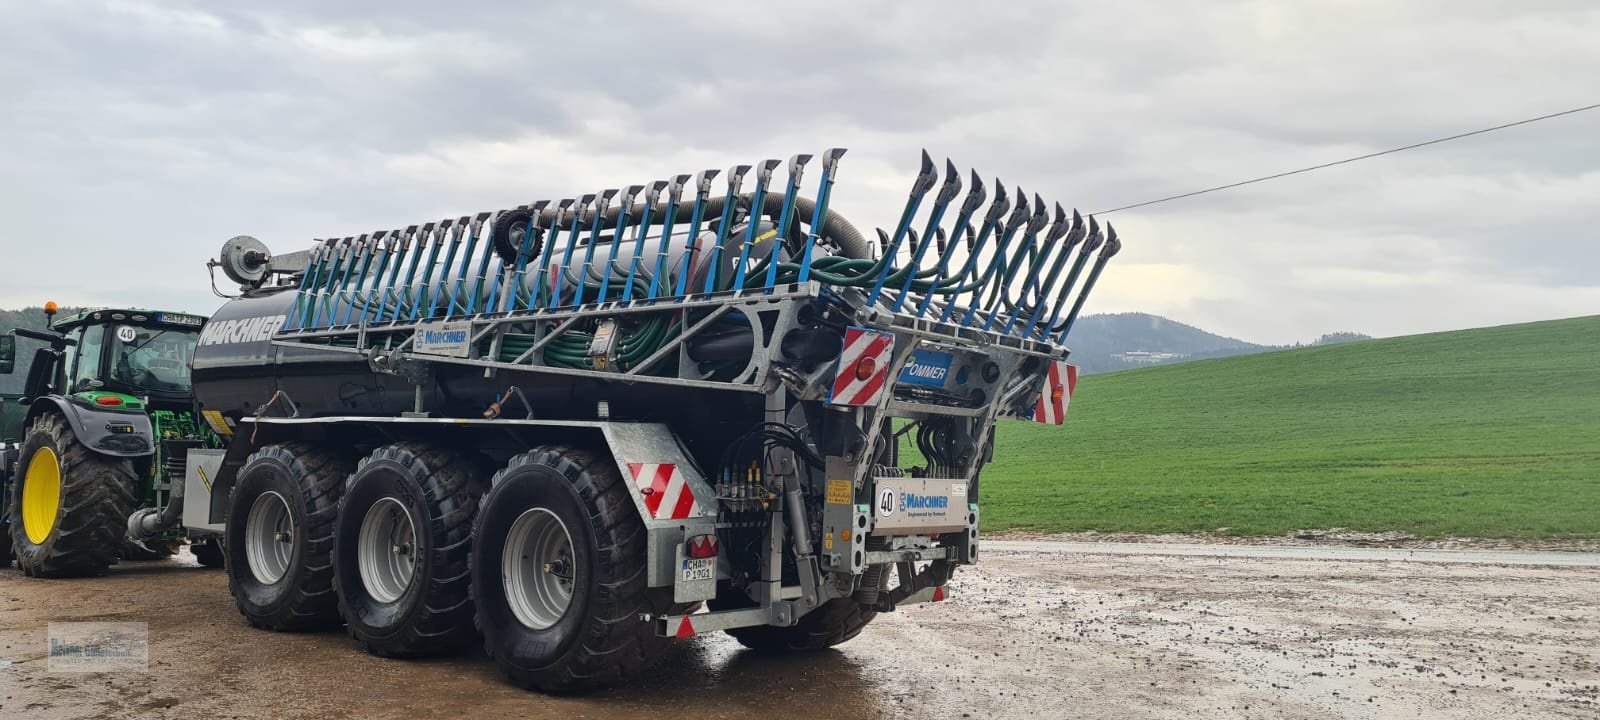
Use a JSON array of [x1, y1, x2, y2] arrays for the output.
[[46, 308, 207, 413]]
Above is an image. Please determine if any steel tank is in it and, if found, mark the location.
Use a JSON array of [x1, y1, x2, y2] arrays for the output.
[[190, 287, 696, 428], [193, 288, 545, 427]]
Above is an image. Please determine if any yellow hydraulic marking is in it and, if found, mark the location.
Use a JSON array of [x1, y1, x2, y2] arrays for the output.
[[202, 410, 233, 437], [825, 478, 852, 505], [756, 228, 778, 243], [21, 447, 62, 544]]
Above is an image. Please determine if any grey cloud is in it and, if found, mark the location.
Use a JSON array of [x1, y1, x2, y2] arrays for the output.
[[0, 0, 1595, 345]]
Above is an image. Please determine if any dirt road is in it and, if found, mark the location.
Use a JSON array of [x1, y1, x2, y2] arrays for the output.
[[2, 542, 1595, 719]]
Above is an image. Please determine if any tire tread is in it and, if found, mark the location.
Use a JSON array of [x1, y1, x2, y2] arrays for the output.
[[477, 445, 668, 693], [337, 441, 479, 657], [227, 442, 348, 631], [10, 413, 136, 578]]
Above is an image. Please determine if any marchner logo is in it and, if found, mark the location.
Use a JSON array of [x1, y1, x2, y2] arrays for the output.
[[414, 320, 472, 358], [198, 315, 285, 346], [422, 329, 468, 345], [900, 493, 950, 511]]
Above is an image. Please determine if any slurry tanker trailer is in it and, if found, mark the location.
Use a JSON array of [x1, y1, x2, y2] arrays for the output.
[[2, 149, 1121, 692]]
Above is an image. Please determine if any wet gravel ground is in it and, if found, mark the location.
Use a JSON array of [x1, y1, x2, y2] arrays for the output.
[[1, 543, 1596, 719]]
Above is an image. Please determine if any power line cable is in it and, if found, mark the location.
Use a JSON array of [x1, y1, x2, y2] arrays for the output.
[[1095, 101, 1600, 215]]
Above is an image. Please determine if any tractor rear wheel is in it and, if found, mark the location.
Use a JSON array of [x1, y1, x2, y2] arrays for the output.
[[471, 446, 667, 693], [335, 442, 480, 657], [191, 537, 226, 568], [224, 443, 349, 631], [8, 413, 136, 578]]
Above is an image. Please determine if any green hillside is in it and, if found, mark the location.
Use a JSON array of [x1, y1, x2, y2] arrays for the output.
[[981, 315, 1600, 538]]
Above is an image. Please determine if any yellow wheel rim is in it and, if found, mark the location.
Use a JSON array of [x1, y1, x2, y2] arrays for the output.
[[22, 447, 62, 544]]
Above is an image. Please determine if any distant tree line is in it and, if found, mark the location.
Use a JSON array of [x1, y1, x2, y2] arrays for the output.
[[0, 305, 81, 395]]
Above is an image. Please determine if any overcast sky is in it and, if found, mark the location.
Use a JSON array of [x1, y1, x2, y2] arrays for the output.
[[1, 1, 1595, 344]]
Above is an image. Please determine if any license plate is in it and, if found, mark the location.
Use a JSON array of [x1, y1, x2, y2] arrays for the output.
[[680, 557, 714, 582], [156, 312, 204, 327]]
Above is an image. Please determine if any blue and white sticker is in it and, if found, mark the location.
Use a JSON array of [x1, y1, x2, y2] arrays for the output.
[[414, 320, 472, 358], [898, 349, 954, 388]]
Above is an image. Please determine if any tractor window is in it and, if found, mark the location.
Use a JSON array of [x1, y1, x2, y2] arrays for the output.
[[109, 327, 198, 394], [70, 325, 106, 393]]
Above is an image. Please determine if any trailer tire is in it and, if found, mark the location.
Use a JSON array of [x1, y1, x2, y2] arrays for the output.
[[224, 443, 349, 631], [471, 446, 664, 693], [714, 588, 880, 653], [191, 538, 226, 568], [335, 442, 480, 658], [9, 412, 136, 578]]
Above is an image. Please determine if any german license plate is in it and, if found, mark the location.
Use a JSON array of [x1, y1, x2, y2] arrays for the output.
[[680, 557, 714, 582]]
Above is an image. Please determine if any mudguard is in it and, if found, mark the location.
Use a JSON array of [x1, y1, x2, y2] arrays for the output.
[[22, 396, 154, 458]]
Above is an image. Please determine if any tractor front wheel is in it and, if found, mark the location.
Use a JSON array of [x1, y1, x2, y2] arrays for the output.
[[8, 413, 136, 578], [191, 537, 226, 568], [121, 538, 182, 561], [0, 513, 11, 567]]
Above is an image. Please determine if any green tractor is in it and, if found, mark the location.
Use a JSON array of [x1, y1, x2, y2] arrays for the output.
[[1, 304, 224, 575]]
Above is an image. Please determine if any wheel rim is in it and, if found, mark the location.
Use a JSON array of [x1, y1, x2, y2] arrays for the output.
[[358, 497, 417, 604], [244, 491, 294, 585], [502, 507, 576, 630], [21, 447, 61, 544]]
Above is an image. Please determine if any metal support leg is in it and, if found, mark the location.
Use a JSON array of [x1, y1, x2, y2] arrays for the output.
[[764, 389, 823, 613]]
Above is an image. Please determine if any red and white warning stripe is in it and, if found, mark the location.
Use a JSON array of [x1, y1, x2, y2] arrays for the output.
[[628, 463, 703, 520], [829, 326, 894, 407], [1032, 360, 1078, 425]]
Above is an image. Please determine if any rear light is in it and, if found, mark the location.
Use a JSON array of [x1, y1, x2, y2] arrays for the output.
[[95, 396, 123, 406], [1050, 386, 1064, 402], [854, 356, 877, 381], [686, 534, 719, 559]]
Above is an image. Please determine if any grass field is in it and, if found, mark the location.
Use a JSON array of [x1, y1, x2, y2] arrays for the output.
[[978, 315, 1600, 538]]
